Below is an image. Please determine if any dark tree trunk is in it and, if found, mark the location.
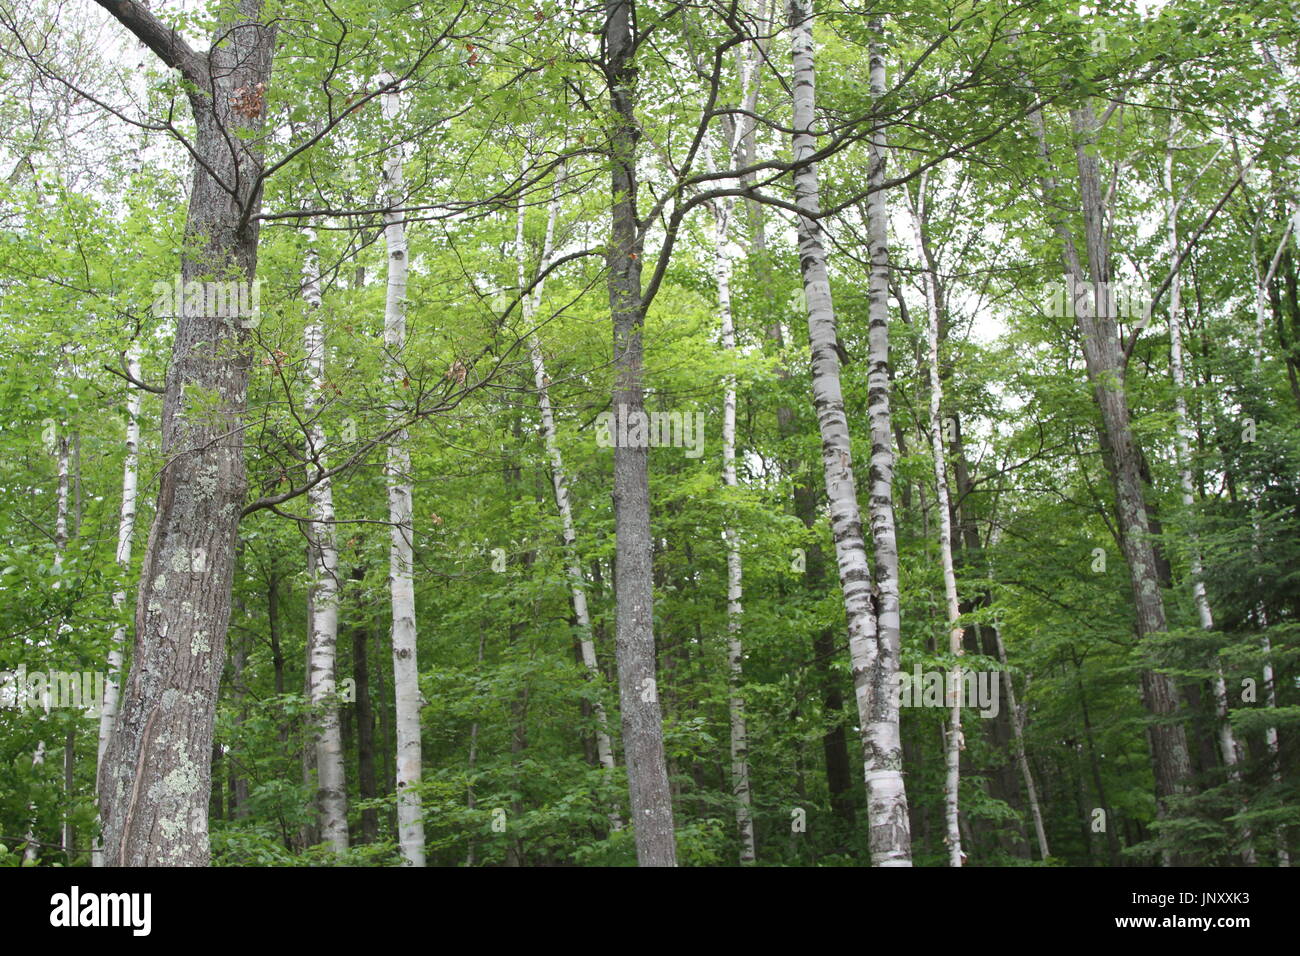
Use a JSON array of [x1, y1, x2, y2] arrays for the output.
[[604, 0, 676, 867], [97, 0, 275, 866], [1073, 650, 1123, 867], [1029, 100, 1196, 854]]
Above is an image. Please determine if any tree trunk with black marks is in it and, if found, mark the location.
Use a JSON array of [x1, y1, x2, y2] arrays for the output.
[[302, 229, 349, 852], [789, 0, 911, 866]]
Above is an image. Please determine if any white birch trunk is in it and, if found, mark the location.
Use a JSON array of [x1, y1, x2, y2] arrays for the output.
[[789, 0, 910, 866], [93, 345, 142, 867], [1250, 213, 1294, 867], [862, 11, 912, 866], [382, 85, 425, 867], [904, 179, 964, 866], [713, 180, 755, 865], [302, 228, 349, 853], [516, 166, 621, 814], [97, 344, 141, 780], [465, 631, 486, 865], [679, 22, 762, 860], [1162, 129, 1256, 864], [22, 739, 48, 864]]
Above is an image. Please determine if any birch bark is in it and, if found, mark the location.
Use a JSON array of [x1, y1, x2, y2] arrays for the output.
[[1163, 126, 1254, 865], [863, 12, 912, 866], [382, 84, 425, 867], [789, 0, 910, 866], [22, 740, 48, 864], [713, 179, 755, 864], [904, 178, 964, 866], [93, 343, 141, 866], [302, 228, 349, 852], [1250, 210, 1294, 867], [517, 169, 619, 782]]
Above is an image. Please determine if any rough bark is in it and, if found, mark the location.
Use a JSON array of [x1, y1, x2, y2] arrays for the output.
[[96, 0, 275, 867], [1026, 96, 1195, 853], [604, 0, 677, 866]]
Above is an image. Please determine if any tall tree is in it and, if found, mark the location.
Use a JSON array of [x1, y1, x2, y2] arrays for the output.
[[1026, 94, 1196, 857], [302, 227, 349, 852], [381, 84, 425, 867], [1162, 121, 1253, 865], [789, 0, 911, 867], [94, 342, 142, 867], [603, 0, 678, 866], [95, 0, 275, 866], [905, 176, 966, 867]]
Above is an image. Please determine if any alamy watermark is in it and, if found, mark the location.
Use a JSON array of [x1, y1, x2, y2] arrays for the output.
[[595, 403, 705, 459], [152, 275, 262, 328], [893, 664, 1001, 718], [50, 886, 151, 936], [1043, 275, 1151, 324], [0, 666, 105, 716]]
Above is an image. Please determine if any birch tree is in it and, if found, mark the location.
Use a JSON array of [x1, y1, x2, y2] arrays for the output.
[[516, 166, 620, 793], [93, 342, 141, 867], [1249, 202, 1295, 867], [381, 84, 425, 867], [904, 176, 965, 866], [680, 2, 763, 865], [789, 0, 911, 867], [862, 12, 913, 866], [1162, 123, 1253, 865], [714, 165, 755, 865], [302, 228, 349, 852]]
